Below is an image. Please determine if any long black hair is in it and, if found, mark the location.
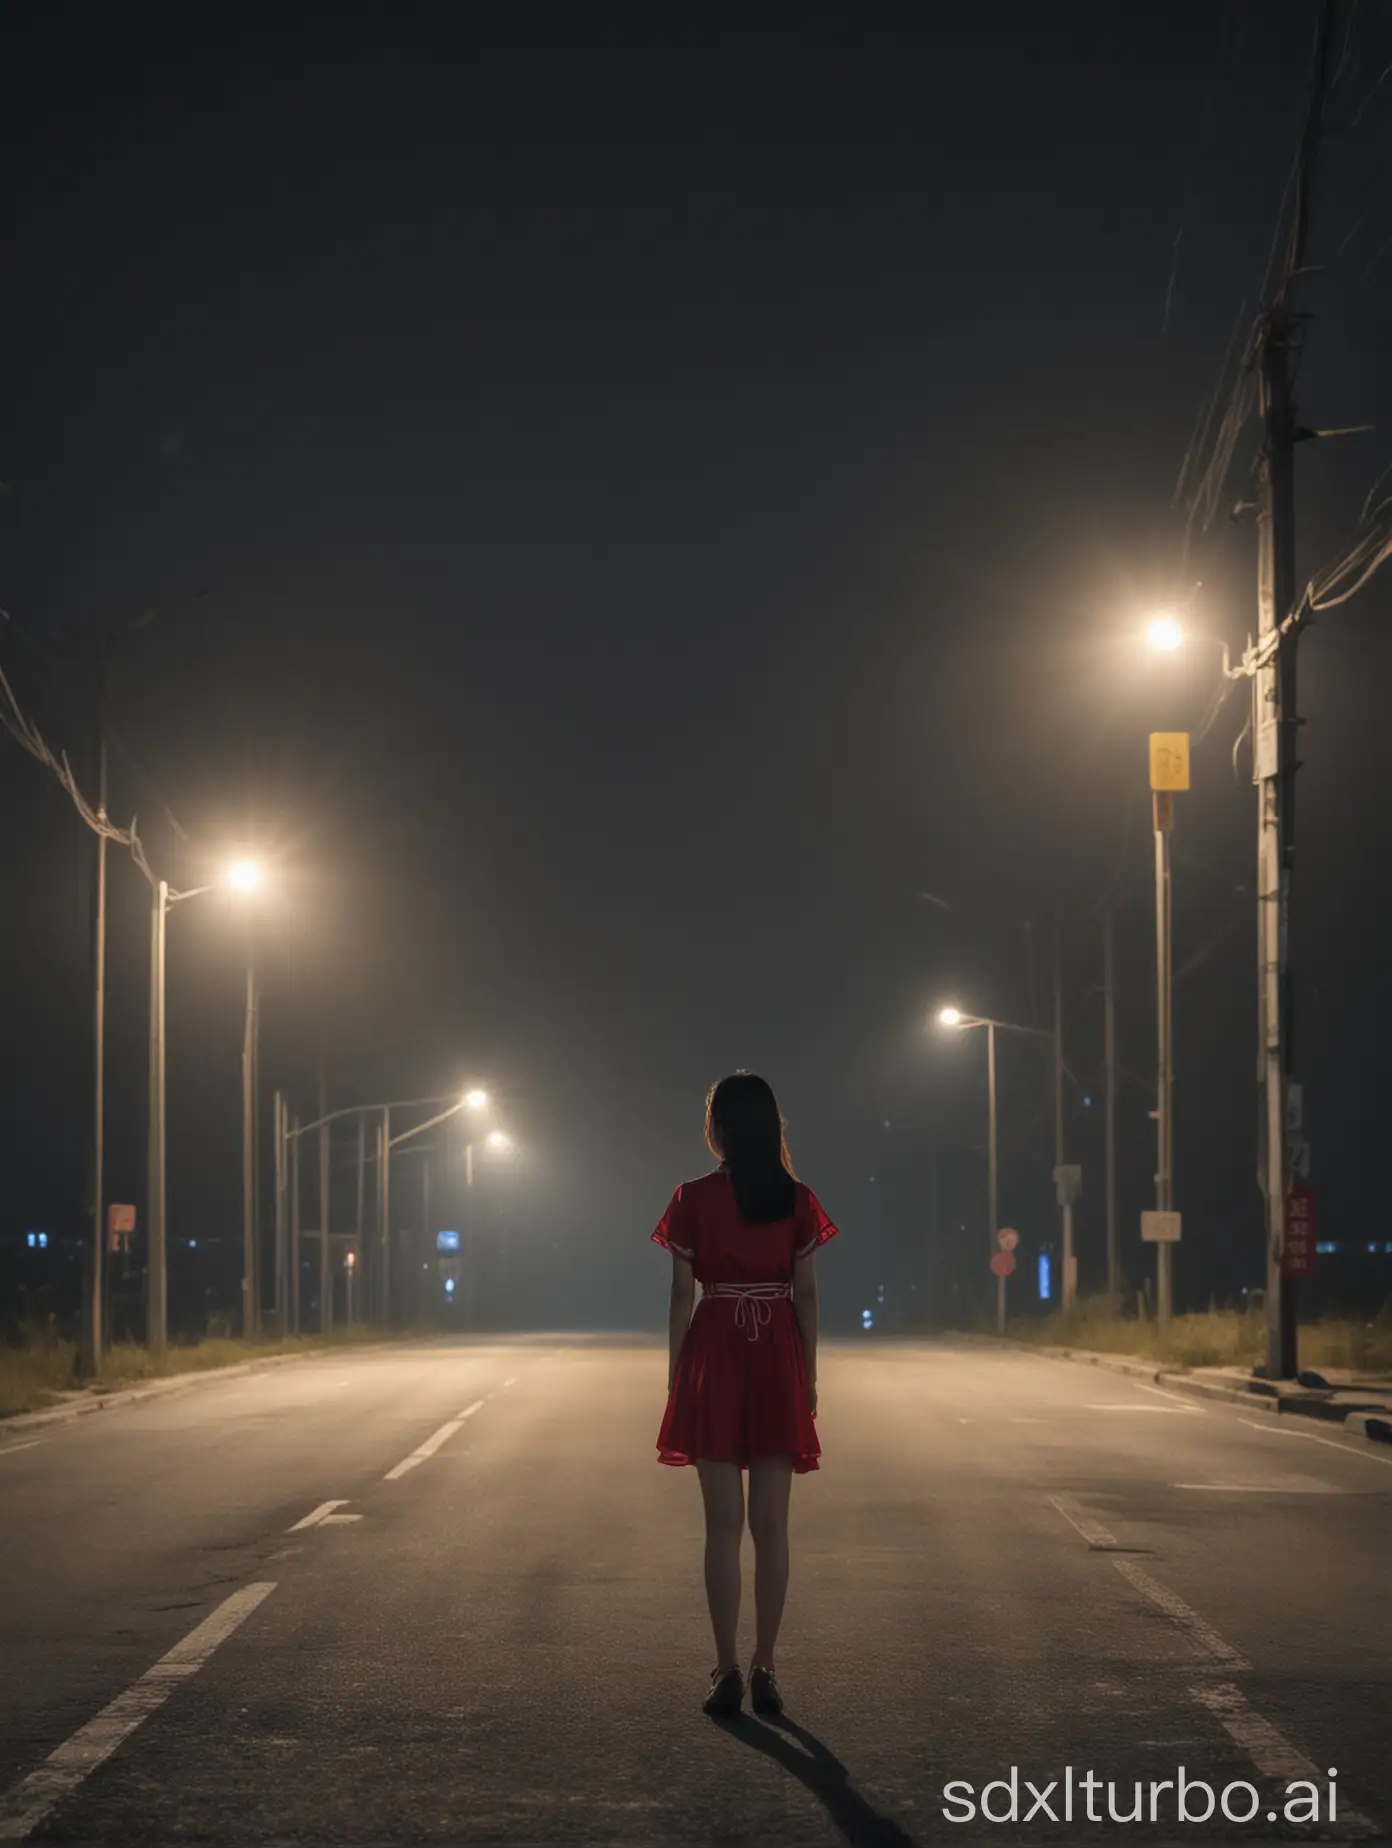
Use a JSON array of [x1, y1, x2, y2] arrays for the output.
[[705, 1072, 797, 1224]]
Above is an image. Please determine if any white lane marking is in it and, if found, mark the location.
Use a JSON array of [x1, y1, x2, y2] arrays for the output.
[[1049, 1495, 1248, 1667], [957, 1416, 977, 1424], [1010, 1416, 1049, 1424], [1048, 1493, 1119, 1549], [0, 1582, 275, 1841], [1132, 1381, 1207, 1411], [319, 1512, 362, 1525], [1239, 1418, 1392, 1468], [1085, 1402, 1198, 1414], [287, 1500, 349, 1532], [1173, 1480, 1341, 1494], [1191, 1682, 1377, 1836], [0, 1442, 42, 1458], [384, 1400, 486, 1481], [1110, 1559, 1249, 1667]]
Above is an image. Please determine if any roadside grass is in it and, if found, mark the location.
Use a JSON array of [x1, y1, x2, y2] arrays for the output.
[[0, 1325, 384, 1420], [1011, 1298, 1392, 1376]]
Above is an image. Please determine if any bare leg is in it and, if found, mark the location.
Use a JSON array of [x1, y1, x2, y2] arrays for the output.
[[747, 1456, 794, 1669], [696, 1460, 745, 1673]]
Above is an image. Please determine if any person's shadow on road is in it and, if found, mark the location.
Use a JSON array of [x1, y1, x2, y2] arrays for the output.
[[713, 1710, 920, 1848]]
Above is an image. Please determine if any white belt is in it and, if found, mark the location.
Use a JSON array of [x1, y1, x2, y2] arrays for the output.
[[703, 1281, 792, 1341]]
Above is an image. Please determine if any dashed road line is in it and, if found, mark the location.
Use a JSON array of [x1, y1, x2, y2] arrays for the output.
[[286, 1500, 362, 1531], [1191, 1682, 1377, 1836], [1132, 1381, 1206, 1411], [1048, 1493, 1120, 1549], [1110, 1558, 1249, 1667], [1085, 1402, 1199, 1414], [0, 1582, 276, 1841], [383, 1399, 486, 1481], [0, 1442, 42, 1458], [1048, 1495, 1247, 1665]]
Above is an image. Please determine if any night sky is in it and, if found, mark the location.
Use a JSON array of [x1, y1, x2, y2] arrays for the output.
[[4, 5, 1392, 1335]]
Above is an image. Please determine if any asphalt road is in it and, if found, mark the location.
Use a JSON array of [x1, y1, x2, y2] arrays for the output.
[[1, 1335, 1389, 1845]]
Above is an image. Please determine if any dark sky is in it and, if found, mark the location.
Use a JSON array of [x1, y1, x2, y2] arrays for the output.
[[4, 4, 1392, 1332]]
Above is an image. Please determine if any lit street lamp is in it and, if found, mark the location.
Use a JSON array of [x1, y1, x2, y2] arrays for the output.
[[145, 858, 265, 1353], [935, 1005, 1059, 1331]]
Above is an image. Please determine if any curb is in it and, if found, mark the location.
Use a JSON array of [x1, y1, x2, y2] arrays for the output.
[[1, 1341, 392, 1432], [969, 1334, 1392, 1445]]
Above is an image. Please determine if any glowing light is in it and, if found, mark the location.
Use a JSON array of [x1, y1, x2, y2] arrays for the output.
[[487, 1129, 512, 1151], [463, 1089, 488, 1110], [1147, 614, 1184, 653], [227, 859, 263, 893], [937, 1007, 964, 1028]]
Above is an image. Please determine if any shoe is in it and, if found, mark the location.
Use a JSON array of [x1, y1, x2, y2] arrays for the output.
[[749, 1664, 783, 1716], [703, 1666, 744, 1716]]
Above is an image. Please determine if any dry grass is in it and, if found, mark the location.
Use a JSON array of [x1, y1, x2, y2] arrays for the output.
[[0, 1326, 385, 1420], [1012, 1298, 1392, 1376]]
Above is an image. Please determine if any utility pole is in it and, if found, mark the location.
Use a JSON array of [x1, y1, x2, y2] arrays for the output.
[[987, 1021, 1003, 1335], [1251, 0, 1335, 1379], [290, 1114, 301, 1334], [80, 655, 110, 1379], [379, 1106, 392, 1327], [1153, 789, 1175, 1327], [273, 1091, 287, 1334], [1054, 920, 1075, 1310], [354, 1110, 366, 1322], [1256, 314, 1301, 1377], [146, 881, 169, 1353], [1103, 908, 1118, 1300], [318, 1054, 331, 1334], [240, 957, 259, 1338]]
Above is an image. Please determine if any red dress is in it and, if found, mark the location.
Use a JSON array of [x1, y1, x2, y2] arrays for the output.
[[652, 1169, 839, 1473]]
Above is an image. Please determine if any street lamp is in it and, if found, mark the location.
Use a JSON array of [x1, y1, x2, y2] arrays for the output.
[[464, 1088, 488, 1111], [145, 858, 266, 1353], [933, 1005, 1062, 1330]]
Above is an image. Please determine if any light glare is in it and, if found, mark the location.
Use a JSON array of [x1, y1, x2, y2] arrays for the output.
[[1147, 614, 1184, 653], [463, 1089, 488, 1110], [227, 858, 263, 893], [937, 1007, 964, 1028], [487, 1129, 512, 1150]]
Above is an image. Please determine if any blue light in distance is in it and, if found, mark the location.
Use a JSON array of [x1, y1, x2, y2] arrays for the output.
[[26, 1232, 36, 1248], [1038, 1252, 1052, 1301], [436, 1230, 461, 1253], [444, 1276, 456, 1295]]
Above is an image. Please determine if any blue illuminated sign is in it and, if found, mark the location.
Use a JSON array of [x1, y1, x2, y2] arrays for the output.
[[1038, 1252, 1052, 1301], [436, 1230, 460, 1253]]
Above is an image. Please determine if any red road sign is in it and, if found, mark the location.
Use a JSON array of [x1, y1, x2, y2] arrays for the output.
[[989, 1251, 1016, 1278], [1283, 1182, 1317, 1279], [997, 1227, 1020, 1252]]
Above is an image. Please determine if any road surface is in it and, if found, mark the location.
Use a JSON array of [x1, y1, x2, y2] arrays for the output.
[[1, 1335, 1388, 1844]]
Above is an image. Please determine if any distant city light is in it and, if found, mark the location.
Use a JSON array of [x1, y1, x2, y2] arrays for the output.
[[444, 1276, 456, 1295], [188, 1238, 197, 1249], [436, 1230, 461, 1253], [1083, 1095, 1093, 1109], [1038, 1252, 1052, 1301], [861, 1309, 874, 1330], [1316, 1242, 1338, 1255], [487, 1129, 512, 1151]]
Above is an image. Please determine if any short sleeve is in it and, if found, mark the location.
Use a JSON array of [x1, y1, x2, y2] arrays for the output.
[[651, 1184, 697, 1261], [794, 1187, 839, 1258]]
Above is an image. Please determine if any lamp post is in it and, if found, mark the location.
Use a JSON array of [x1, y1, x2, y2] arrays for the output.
[[145, 858, 265, 1353], [227, 859, 264, 1339], [936, 1006, 1056, 1331]]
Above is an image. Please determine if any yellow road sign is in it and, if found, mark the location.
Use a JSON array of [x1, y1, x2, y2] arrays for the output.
[[1149, 732, 1190, 792]]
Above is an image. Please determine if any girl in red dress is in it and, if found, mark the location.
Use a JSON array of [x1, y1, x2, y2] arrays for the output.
[[652, 1071, 839, 1717]]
